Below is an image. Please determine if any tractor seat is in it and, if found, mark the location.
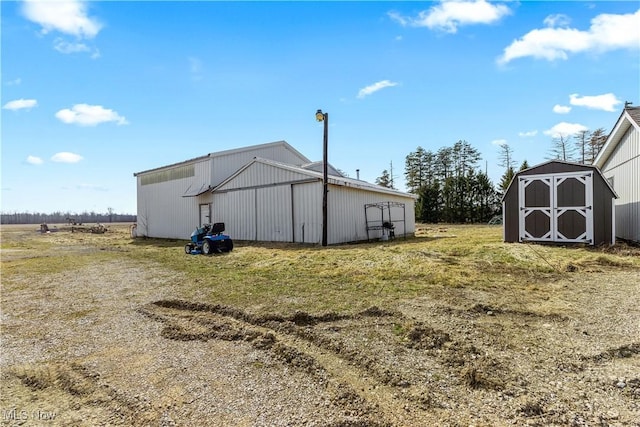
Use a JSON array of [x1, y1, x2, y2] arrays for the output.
[[211, 222, 225, 235]]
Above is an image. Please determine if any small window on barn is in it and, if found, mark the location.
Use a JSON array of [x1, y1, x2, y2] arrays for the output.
[[141, 164, 195, 185], [606, 176, 614, 189]]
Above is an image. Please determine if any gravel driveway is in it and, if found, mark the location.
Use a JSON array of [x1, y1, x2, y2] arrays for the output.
[[1, 240, 639, 426]]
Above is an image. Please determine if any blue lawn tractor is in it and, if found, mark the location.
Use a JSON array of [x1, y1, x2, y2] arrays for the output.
[[185, 222, 233, 255]]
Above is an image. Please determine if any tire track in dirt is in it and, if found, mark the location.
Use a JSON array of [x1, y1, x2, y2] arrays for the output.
[[137, 300, 452, 426]]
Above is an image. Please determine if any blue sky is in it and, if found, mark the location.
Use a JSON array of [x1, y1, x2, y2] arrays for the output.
[[2, 0, 639, 215]]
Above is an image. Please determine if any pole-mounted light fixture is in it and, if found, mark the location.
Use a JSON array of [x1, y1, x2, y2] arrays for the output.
[[316, 109, 328, 246]]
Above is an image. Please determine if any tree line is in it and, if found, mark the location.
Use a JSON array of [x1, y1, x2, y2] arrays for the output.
[[496, 127, 608, 194], [375, 127, 608, 224], [397, 140, 500, 223], [1, 209, 136, 225]]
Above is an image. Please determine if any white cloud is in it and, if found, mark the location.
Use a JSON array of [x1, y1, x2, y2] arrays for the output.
[[569, 93, 621, 112], [491, 139, 507, 146], [3, 98, 38, 111], [26, 155, 44, 165], [53, 38, 98, 58], [357, 80, 399, 98], [544, 122, 588, 138], [518, 130, 538, 137], [55, 104, 128, 126], [389, 0, 511, 33], [51, 152, 83, 163], [498, 9, 640, 65], [21, 0, 102, 38], [543, 14, 571, 28], [76, 183, 108, 191], [6, 78, 22, 86], [553, 104, 571, 114]]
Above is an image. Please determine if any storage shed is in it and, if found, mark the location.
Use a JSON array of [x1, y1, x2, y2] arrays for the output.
[[593, 105, 640, 243], [502, 161, 617, 245]]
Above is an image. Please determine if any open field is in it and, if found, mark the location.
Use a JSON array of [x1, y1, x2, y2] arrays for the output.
[[1, 223, 639, 426]]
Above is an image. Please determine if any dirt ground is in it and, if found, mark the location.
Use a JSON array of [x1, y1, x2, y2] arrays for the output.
[[1, 229, 639, 426]]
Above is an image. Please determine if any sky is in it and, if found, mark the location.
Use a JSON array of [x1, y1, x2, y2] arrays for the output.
[[1, 0, 639, 215]]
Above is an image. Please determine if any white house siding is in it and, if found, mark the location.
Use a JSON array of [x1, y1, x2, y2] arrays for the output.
[[136, 159, 211, 239], [602, 126, 640, 242], [328, 186, 416, 244]]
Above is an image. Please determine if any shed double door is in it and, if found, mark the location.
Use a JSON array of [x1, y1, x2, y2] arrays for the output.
[[518, 171, 593, 243]]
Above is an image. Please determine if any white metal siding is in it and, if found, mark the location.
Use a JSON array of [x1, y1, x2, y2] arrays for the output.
[[293, 182, 322, 244], [211, 145, 308, 186], [602, 126, 640, 242], [213, 185, 293, 242], [328, 186, 416, 244], [257, 186, 293, 242], [216, 161, 312, 191], [212, 190, 256, 240], [136, 159, 211, 239]]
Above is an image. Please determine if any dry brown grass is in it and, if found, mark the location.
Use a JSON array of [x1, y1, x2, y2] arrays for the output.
[[2, 222, 639, 425]]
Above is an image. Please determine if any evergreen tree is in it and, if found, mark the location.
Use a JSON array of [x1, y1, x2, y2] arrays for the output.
[[499, 166, 515, 193], [417, 182, 441, 223], [519, 160, 530, 171], [375, 169, 393, 188]]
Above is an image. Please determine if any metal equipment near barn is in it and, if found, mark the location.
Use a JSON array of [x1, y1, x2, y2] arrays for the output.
[[502, 161, 617, 246], [364, 201, 407, 242], [185, 222, 233, 255]]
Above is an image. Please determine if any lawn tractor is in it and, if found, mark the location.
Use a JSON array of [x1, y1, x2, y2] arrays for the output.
[[185, 223, 233, 255]]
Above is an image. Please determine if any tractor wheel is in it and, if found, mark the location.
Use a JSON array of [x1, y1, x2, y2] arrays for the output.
[[223, 239, 234, 252], [202, 240, 212, 255], [184, 244, 192, 254]]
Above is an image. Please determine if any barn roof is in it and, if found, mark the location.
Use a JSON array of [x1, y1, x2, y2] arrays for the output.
[[594, 105, 640, 168], [213, 157, 417, 199], [133, 140, 309, 176], [501, 160, 617, 202]]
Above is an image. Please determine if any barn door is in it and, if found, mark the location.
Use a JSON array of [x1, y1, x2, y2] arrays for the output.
[[518, 172, 593, 244], [199, 203, 211, 226]]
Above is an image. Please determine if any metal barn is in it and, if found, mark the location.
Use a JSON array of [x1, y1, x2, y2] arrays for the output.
[[134, 141, 416, 244], [502, 161, 617, 246], [211, 158, 416, 244], [594, 105, 640, 243], [133, 141, 311, 239]]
